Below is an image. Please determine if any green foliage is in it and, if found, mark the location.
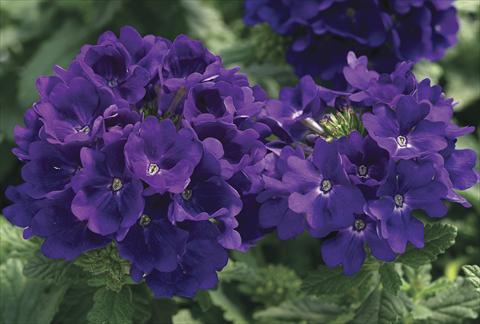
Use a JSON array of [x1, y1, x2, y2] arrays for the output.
[[254, 296, 352, 324], [87, 287, 135, 324], [209, 285, 249, 324], [463, 265, 480, 293], [397, 223, 457, 268], [302, 260, 379, 300], [172, 309, 203, 324], [23, 251, 73, 283], [417, 281, 480, 323], [238, 264, 302, 306], [0, 258, 68, 324], [352, 288, 411, 324], [379, 263, 402, 295], [74, 243, 131, 292]]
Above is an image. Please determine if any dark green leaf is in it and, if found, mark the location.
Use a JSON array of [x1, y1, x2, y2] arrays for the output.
[[352, 288, 410, 324], [302, 261, 379, 297], [87, 286, 134, 324], [194, 290, 212, 312], [209, 285, 249, 324], [379, 263, 402, 295], [23, 251, 73, 282], [397, 224, 457, 268]]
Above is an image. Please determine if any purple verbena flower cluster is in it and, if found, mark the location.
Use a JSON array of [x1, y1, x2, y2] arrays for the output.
[[244, 0, 459, 87], [260, 51, 478, 275], [3, 26, 276, 298]]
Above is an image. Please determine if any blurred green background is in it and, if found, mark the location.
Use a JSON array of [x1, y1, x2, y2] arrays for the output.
[[0, 1, 478, 323]]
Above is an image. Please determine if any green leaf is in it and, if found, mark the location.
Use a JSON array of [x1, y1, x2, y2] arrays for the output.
[[23, 251, 73, 282], [254, 296, 352, 324], [419, 282, 480, 323], [302, 261, 379, 297], [0, 216, 37, 263], [194, 290, 212, 312], [209, 285, 249, 324], [397, 223, 457, 268], [172, 310, 203, 324], [219, 260, 257, 283], [131, 286, 152, 324], [0, 258, 68, 324], [463, 265, 480, 293], [379, 263, 402, 295], [351, 288, 410, 324], [87, 286, 134, 324], [53, 284, 96, 324]]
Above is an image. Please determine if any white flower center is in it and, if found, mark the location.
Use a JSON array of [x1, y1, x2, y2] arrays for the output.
[[320, 179, 332, 193], [396, 135, 407, 147], [147, 163, 160, 176], [112, 177, 123, 191], [394, 194, 404, 207]]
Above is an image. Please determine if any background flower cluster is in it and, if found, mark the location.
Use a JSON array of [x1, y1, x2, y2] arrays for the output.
[[3, 26, 279, 298], [244, 0, 459, 87]]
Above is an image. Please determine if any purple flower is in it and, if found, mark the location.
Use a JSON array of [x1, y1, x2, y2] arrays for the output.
[[37, 77, 115, 144], [367, 160, 447, 253], [168, 151, 243, 249], [29, 191, 111, 260], [3, 188, 110, 260], [266, 75, 324, 140], [257, 147, 307, 240], [117, 195, 188, 274], [321, 213, 396, 275], [245, 0, 458, 85], [124, 116, 202, 194], [143, 221, 228, 298], [71, 140, 144, 237], [193, 120, 266, 181], [21, 141, 81, 199], [161, 35, 220, 91], [80, 41, 150, 104], [338, 131, 389, 198], [12, 106, 43, 161], [183, 78, 264, 123], [362, 96, 447, 159], [4, 26, 272, 299], [3, 184, 45, 229], [285, 138, 365, 236]]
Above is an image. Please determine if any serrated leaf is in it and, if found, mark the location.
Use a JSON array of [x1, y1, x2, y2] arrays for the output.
[[253, 296, 352, 324], [419, 282, 480, 323], [351, 288, 410, 324], [209, 285, 249, 324], [53, 284, 96, 324], [463, 265, 480, 293], [0, 258, 68, 324], [87, 286, 134, 324], [172, 309, 203, 324], [219, 260, 257, 283], [23, 251, 72, 282], [379, 263, 402, 295], [397, 223, 457, 268], [131, 286, 152, 324], [302, 261, 379, 297]]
